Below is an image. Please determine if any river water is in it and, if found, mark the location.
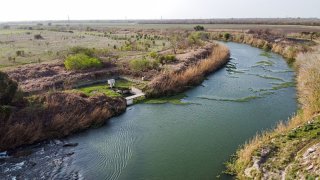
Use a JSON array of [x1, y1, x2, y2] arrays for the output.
[[0, 42, 298, 180]]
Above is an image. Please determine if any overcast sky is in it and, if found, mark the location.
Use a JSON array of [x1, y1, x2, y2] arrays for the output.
[[1, 0, 319, 22]]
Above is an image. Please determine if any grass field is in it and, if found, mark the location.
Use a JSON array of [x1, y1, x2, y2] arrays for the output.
[[1, 21, 319, 69]]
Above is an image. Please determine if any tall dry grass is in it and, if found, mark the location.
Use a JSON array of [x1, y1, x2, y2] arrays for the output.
[[147, 43, 230, 97], [210, 32, 308, 61], [0, 92, 126, 151]]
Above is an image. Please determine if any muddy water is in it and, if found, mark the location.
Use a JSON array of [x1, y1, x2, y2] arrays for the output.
[[0, 42, 297, 180]]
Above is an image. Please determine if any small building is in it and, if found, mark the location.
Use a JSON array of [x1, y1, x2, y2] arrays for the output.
[[126, 98, 134, 106], [107, 79, 115, 88]]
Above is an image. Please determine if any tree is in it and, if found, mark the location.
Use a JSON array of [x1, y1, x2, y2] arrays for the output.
[[169, 34, 182, 54]]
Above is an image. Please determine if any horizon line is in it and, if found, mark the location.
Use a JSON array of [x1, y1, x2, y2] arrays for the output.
[[1, 17, 320, 24]]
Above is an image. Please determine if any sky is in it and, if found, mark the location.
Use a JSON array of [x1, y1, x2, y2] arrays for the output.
[[0, 0, 319, 22]]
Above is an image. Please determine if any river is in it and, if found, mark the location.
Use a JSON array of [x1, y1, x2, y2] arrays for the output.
[[0, 42, 298, 180]]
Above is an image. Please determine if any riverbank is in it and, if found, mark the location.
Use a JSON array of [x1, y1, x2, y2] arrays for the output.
[[220, 32, 320, 179], [146, 43, 230, 97], [0, 91, 127, 151]]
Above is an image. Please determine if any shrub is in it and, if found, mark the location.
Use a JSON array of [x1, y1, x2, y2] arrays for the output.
[[159, 54, 176, 64], [194, 25, 205, 31], [188, 33, 202, 46], [70, 46, 95, 57], [34, 34, 44, 40], [64, 54, 102, 70], [224, 33, 231, 40], [149, 51, 158, 58], [130, 58, 159, 71], [16, 50, 25, 57], [0, 71, 18, 105]]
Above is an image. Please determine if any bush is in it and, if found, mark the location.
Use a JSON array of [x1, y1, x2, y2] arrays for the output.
[[70, 46, 95, 57], [159, 54, 176, 64], [34, 34, 44, 40], [0, 71, 18, 105], [64, 54, 102, 70], [130, 58, 159, 71], [188, 33, 202, 46], [16, 50, 25, 57], [149, 51, 158, 58], [224, 33, 231, 40], [194, 25, 205, 31]]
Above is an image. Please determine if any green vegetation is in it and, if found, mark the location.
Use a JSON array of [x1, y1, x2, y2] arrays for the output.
[[254, 60, 274, 66], [158, 54, 176, 64], [114, 79, 134, 89], [188, 32, 209, 46], [198, 95, 262, 103], [223, 33, 231, 40], [143, 94, 188, 105], [149, 51, 158, 58], [75, 84, 121, 97], [256, 75, 285, 82], [260, 52, 273, 58], [74, 79, 141, 97], [271, 81, 295, 90], [64, 53, 102, 70], [194, 25, 205, 31], [129, 58, 159, 71]]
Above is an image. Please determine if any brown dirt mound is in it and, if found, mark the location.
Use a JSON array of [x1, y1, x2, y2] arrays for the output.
[[6, 61, 119, 94]]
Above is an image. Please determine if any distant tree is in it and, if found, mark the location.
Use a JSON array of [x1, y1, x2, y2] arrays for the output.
[[223, 33, 231, 40], [113, 45, 117, 49], [3, 25, 10, 29], [34, 34, 44, 40], [194, 25, 205, 31], [16, 50, 25, 57], [48, 22, 52, 26]]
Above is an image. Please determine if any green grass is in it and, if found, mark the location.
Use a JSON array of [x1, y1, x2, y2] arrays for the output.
[[76, 84, 121, 97], [143, 94, 188, 105], [115, 79, 134, 89]]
